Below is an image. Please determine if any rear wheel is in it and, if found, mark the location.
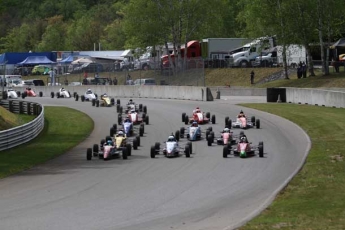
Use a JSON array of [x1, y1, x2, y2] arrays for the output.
[[122, 148, 128, 159], [139, 104, 143, 111], [136, 136, 141, 146], [110, 127, 115, 137], [113, 124, 117, 132], [133, 139, 138, 150], [145, 115, 149, 125], [155, 142, 160, 150], [184, 115, 189, 125], [223, 146, 229, 158], [126, 144, 132, 156], [175, 130, 180, 141], [81, 95, 85, 102], [93, 144, 99, 157], [75, 94, 79, 101], [185, 145, 190, 158], [150, 146, 156, 158], [259, 142, 264, 157], [251, 116, 256, 124], [225, 116, 229, 127], [143, 106, 147, 113], [96, 100, 100, 107], [117, 99, 120, 105], [256, 119, 261, 129], [110, 98, 115, 105], [228, 119, 232, 128], [207, 135, 213, 146], [87, 148, 92, 160], [180, 127, 185, 138], [51, 92, 54, 98], [39, 92, 43, 97], [211, 115, 216, 124], [92, 99, 96, 106], [139, 126, 144, 136], [188, 142, 192, 154], [182, 113, 186, 122], [206, 112, 210, 119]]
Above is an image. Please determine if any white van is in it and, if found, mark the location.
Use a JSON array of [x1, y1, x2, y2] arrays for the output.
[[1, 75, 23, 87], [133, 78, 156, 85]]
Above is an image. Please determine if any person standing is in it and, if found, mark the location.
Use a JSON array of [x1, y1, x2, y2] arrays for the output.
[[49, 68, 56, 85], [302, 62, 307, 78], [113, 77, 118, 85], [250, 70, 255, 84]]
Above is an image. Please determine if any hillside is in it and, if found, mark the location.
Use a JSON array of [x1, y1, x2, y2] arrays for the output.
[[0, 106, 20, 131]]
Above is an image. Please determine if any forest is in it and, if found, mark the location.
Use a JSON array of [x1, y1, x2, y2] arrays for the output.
[[0, 0, 344, 75]]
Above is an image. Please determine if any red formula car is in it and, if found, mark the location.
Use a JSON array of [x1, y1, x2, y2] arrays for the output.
[[182, 107, 216, 125], [21, 87, 43, 98]]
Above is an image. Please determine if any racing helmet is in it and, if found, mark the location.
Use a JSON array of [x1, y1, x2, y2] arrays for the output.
[[196, 107, 199, 109], [224, 128, 230, 133], [107, 140, 113, 145], [118, 131, 124, 136], [240, 136, 247, 142], [87, 88, 91, 92], [240, 110, 244, 114], [192, 121, 198, 127], [168, 135, 175, 142], [61, 87, 65, 91]]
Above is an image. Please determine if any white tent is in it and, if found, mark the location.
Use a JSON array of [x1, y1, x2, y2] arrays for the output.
[[71, 57, 94, 64]]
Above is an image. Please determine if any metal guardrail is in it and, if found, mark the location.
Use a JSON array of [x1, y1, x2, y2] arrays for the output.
[[0, 99, 44, 151]]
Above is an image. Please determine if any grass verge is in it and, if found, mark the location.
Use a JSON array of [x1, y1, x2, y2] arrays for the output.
[[0, 106, 35, 131], [0, 106, 93, 179], [238, 103, 345, 230]]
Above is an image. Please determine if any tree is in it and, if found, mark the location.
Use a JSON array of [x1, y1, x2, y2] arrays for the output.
[[36, 16, 67, 51]]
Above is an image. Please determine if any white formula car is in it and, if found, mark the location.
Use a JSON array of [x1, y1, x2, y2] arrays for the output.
[[51, 88, 71, 98], [150, 132, 192, 158], [81, 89, 97, 101], [6, 88, 20, 99]]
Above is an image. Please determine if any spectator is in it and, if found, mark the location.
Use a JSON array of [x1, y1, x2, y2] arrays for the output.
[[297, 62, 302, 79], [334, 57, 340, 73], [64, 78, 68, 86], [302, 62, 307, 78], [82, 78, 88, 85], [113, 77, 118, 85], [83, 71, 88, 79], [49, 68, 56, 85], [250, 70, 255, 84]]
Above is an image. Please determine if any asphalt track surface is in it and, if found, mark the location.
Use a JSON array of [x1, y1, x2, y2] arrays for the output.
[[0, 96, 310, 230]]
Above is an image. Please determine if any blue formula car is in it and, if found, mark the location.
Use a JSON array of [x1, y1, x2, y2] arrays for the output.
[[179, 121, 213, 141]]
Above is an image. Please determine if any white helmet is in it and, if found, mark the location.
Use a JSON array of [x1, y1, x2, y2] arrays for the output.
[[118, 131, 124, 136], [224, 128, 230, 133]]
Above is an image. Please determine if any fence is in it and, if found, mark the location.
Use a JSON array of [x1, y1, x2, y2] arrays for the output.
[[0, 99, 44, 151]]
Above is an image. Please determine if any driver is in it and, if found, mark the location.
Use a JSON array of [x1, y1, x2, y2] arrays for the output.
[[223, 127, 231, 133], [61, 87, 65, 91], [193, 107, 201, 114], [167, 134, 176, 142], [128, 99, 134, 105], [124, 116, 131, 123], [116, 130, 124, 137], [106, 140, 114, 146], [237, 110, 246, 118], [191, 121, 198, 127], [240, 135, 248, 143], [87, 88, 92, 93]]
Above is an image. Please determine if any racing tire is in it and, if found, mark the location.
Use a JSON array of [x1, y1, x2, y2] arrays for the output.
[[143, 106, 147, 114], [51, 92, 54, 98], [117, 99, 120, 105], [96, 100, 100, 107], [155, 142, 160, 150], [75, 94, 79, 101], [207, 126, 212, 132], [175, 130, 180, 141], [136, 135, 141, 146], [180, 127, 185, 138], [100, 139, 106, 146], [225, 116, 229, 127], [106, 136, 112, 142], [119, 106, 123, 114], [122, 148, 128, 160], [73, 92, 77, 98], [139, 104, 143, 111], [133, 139, 138, 150], [207, 135, 213, 146], [145, 115, 149, 125], [139, 126, 144, 137], [118, 117, 122, 125], [251, 116, 256, 124], [81, 95, 85, 102], [188, 142, 192, 154], [206, 130, 210, 140], [39, 92, 43, 97], [110, 98, 115, 105], [126, 143, 132, 156], [256, 119, 261, 129], [95, 94, 98, 99], [116, 104, 120, 112], [182, 113, 186, 122], [142, 113, 146, 119], [87, 148, 92, 160], [259, 143, 264, 158], [185, 145, 190, 158], [228, 119, 232, 128], [113, 124, 117, 132], [184, 115, 189, 125], [110, 127, 115, 137], [210, 131, 215, 140], [211, 115, 216, 124], [57, 92, 61, 98], [93, 144, 99, 157], [223, 146, 229, 158], [150, 146, 156, 158], [206, 112, 210, 119], [21, 92, 26, 99], [92, 99, 96, 106]]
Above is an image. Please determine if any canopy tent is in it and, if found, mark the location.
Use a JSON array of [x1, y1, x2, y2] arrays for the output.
[[330, 38, 345, 48], [59, 55, 74, 64], [17, 56, 55, 65], [71, 57, 94, 64]]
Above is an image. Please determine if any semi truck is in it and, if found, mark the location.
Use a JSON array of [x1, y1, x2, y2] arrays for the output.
[[254, 45, 307, 67], [228, 37, 276, 67]]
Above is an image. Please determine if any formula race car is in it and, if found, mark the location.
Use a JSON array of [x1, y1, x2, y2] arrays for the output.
[[225, 115, 260, 129], [182, 107, 215, 125], [81, 88, 97, 102], [5, 88, 20, 99], [118, 108, 149, 125], [125, 99, 147, 113], [179, 121, 213, 141], [150, 133, 192, 158], [97, 93, 115, 107], [21, 87, 43, 98], [51, 88, 71, 98], [110, 118, 144, 138], [223, 135, 264, 158], [87, 130, 139, 161], [207, 128, 245, 147]]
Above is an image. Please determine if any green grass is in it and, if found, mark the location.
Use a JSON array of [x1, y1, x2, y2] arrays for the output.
[[0, 106, 35, 131], [0, 107, 93, 178], [238, 103, 345, 230]]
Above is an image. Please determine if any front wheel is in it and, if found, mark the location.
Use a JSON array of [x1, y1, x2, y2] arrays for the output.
[[122, 148, 128, 159], [256, 119, 261, 129], [211, 115, 216, 124], [150, 146, 156, 158], [223, 146, 229, 158], [87, 148, 92, 160], [182, 113, 186, 122], [185, 145, 190, 158]]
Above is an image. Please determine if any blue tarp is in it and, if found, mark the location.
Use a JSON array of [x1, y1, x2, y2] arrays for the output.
[[17, 56, 55, 65], [59, 55, 74, 63], [0, 52, 57, 65]]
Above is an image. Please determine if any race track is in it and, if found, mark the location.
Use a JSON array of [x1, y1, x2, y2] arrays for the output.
[[0, 96, 310, 230]]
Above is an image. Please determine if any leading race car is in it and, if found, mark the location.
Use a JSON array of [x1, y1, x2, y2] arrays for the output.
[[182, 107, 216, 125], [87, 130, 139, 161], [81, 88, 97, 102], [125, 99, 147, 113], [6, 88, 20, 99], [51, 88, 71, 98], [223, 135, 264, 158], [225, 112, 260, 129], [150, 132, 192, 158]]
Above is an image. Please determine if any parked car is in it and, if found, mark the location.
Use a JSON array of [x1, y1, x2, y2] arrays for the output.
[[23, 79, 45, 86], [70, 63, 103, 74], [31, 65, 51, 75], [133, 78, 156, 85]]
